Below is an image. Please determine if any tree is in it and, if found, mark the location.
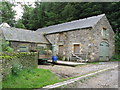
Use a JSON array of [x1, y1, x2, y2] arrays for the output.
[[17, 2, 120, 33], [0, 1, 16, 26], [15, 19, 25, 29]]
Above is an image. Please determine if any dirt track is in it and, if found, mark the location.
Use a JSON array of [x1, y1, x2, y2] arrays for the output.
[[60, 67, 118, 88], [38, 62, 118, 79]]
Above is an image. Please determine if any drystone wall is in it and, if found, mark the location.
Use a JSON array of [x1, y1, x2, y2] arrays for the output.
[[1, 52, 38, 79]]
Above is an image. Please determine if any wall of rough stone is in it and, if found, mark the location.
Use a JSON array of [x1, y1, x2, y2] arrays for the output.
[[9, 41, 51, 52], [46, 28, 93, 61], [92, 15, 115, 61], [9, 41, 37, 52], [1, 52, 38, 79]]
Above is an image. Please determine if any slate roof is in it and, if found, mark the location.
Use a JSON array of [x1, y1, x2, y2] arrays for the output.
[[0, 27, 49, 44], [37, 14, 105, 34]]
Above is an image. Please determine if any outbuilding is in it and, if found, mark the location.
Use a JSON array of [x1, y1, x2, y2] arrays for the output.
[[37, 14, 115, 62]]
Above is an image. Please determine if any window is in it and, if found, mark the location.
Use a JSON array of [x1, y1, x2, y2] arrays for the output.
[[58, 45, 64, 55], [59, 33, 64, 41], [19, 46, 28, 52], [102, 28, 107, 39]]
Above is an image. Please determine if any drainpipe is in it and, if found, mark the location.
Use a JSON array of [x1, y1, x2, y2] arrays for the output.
[[52, 45, 58, 63]]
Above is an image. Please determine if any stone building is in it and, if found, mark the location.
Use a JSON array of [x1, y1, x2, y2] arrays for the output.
[[0, 27, 50, 52], [37, 14, 115, 62], [0, 14, 115, 62]]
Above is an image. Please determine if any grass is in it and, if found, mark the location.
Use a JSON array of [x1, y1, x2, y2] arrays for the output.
[[2, 68, 64, 88], [87, 62, 99, 64], [110, 54, 120, 61]]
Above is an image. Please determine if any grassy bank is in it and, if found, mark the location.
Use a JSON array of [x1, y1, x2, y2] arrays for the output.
[[2, 68, 63, 88]]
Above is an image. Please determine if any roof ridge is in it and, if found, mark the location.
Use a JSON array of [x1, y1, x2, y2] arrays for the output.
[[37, 14, 105, 31]]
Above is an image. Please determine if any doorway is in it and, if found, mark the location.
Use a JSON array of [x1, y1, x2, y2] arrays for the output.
[[99, 42, 109, 61], [74, 44, 80, 54]]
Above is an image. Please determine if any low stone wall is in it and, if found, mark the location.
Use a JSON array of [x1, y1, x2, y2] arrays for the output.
[[1, 52, 38, 79]]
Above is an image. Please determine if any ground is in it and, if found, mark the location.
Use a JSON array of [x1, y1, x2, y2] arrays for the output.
[[60, 67, 118, 88], [38, 61, 119, 88]]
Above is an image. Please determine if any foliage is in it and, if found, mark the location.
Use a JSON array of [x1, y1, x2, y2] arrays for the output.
[[11, 62, 22, 76], [14, 19, 26, 29], [110, 54, 120, 61], [114, 31, 120, 54], [110, 31, 120, 61], [2, 52, 38, 79], [15, 2, 120, 33], [0, 1, 16, 26], [2, 40, 14, 52], [2, 68, 62, 88]]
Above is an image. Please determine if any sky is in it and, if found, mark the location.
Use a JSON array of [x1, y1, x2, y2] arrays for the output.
[[9, 0, 37, 20]]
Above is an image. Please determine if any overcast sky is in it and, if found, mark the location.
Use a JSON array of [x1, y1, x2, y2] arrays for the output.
[[9, 0, 37, 20]]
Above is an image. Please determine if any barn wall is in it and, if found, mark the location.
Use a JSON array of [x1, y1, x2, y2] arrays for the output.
[[46, 28, 94, 61], [9, 41, 50, 52], [92, 15, 115, 61], [9, 41, 37, 52]]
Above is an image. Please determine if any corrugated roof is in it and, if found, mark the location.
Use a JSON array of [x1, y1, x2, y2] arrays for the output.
[[0, 27, 49, 44], [37, 14, 105, 34]]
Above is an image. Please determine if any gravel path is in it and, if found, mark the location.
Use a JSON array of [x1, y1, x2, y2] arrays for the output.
[[38, 62, 118, 78], [60, 67, 118, 88]]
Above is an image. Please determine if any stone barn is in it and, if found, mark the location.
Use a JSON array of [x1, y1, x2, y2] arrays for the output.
[[0, 26, 50, 52], [37, 14, 115, 62]]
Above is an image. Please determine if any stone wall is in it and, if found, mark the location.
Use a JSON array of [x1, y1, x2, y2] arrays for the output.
[[92, 15, 115, 61], [1, 52, 38, 79], [46, 28, 93, 61], [10, 41, 37, 52]]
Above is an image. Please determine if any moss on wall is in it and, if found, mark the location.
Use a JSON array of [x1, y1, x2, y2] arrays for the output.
[[1, 52, 38, 80]]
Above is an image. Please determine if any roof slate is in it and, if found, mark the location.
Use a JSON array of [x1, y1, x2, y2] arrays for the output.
[[0, 27, 49, 44], [37, 14, 105, 34]]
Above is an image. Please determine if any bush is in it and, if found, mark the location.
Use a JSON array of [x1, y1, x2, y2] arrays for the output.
[[114, 31, 120, 54], [110, 54, 120, 61], [2, 40, 13, 52], [11, 62, 22, 75]]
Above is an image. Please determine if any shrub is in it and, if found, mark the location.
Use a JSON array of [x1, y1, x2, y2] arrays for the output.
[[2, 40, 13, 52]]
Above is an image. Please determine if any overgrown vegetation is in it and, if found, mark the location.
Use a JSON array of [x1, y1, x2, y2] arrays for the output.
[[2, 52, 38, 80], [2, 40, 13, 52], [110, 31, 120, 61], [2, 68, 62, 88]]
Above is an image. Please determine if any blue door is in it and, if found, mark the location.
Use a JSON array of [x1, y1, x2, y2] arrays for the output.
[[99, 42, 109, 61]]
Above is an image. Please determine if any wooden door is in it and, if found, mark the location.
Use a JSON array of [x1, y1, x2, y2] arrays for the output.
[[59, 45, 64, 55], [74, 44, 80, 54], [99, 42, 109, 61]]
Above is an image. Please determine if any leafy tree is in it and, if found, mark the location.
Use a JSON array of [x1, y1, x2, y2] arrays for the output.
[[0, 1, 16, 26], [21, 4, 34, 29], [15, 19, 25, 29], [17, 2, 120, 33]]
